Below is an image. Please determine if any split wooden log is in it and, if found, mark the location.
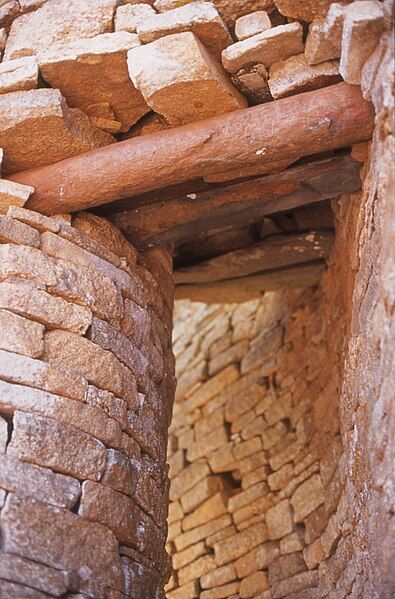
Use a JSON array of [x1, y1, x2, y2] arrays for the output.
[[174, 261, 326, 303], [174, 231, 334, 284], [8, 82, 374, 215], [110, 155, 361, 248]]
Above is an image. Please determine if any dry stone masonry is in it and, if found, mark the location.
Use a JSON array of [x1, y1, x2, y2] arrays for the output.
[[0, 209, 176, 597], [0, 0, 393, 597]]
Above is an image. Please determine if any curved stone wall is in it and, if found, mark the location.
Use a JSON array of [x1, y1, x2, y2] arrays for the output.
[[0, 209, 175, 598]]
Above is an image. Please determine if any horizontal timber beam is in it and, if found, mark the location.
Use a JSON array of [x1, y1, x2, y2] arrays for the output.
[[110, 155, 361, 248], [174, 261, 326, 304], [8, 83, 374, 216], [174, 231, 334, 284]]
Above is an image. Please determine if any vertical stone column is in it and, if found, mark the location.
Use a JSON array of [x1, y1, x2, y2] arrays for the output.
[[0, 209, 175, 598]]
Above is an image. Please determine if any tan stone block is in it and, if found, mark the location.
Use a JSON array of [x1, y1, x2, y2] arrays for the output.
[[303, 538, 324, 570], [167, 580, 199, 599], [182, 491, 229, 531], [225, 373, 266, 422], [240, 571, 269, 598], [39, 32, 150, 132], [206, 523, 236, 547], [79, 480, 139, 545], [43, 329, 124, 397], [169, 499, 184, 525], [208, 443, 238, 473], [0, 348, 87, 402], [0, 452, 80, 508], [181, 474, 226, 514], [0, 553, 68, 597], [304, 4, 345, 66], [186, 425, 228, 462], [231, 408, 255, 434], [170, 458, 210, 500], [268, 462, 294, 491], [115, 3, 156, 33], [268, 53, 341, 99], [178, 554, 216, 586], [200, 582, 240, 599], [271, 570, 318, 598], [173, 541, 206, 570], [233, 493, 274, 527], [174, 514, 232, 552], [0, 55, 38, 95], [235, 11, 271, 41], [208, 339, 249, 376], [100, 448, 136, 497], [0, 214, 39, 247], [234, 436, 262, 460], [213, 523, 269, 566], [235, 541, 279, 578], [186, 364, 239, 412], [228, 481, 267, 513], [3, 0, 118, 61], [0, 280, 92, 334], [0, 28, 6, 56], [200, 563, 236, 589], [169, 449, 186, 479], [8, 410, 106, 481], [195, 409, 224, 439], [339, 1, 385, 85], [222, 22, 303, 73], [290, 474, 325, 522], [0, 308, 44, 358], [268, 551, 307, 585], [128, 32, 246, 126], [279, 530, 304, 554], [0, 88, 114, 174], [266, 499, 294, 540], [6, 205, 59, 232], [1, 494, 123, 591], [169, 519, 183, 542], [0, 179, 34, 214], [273, 0, 347, 22], [0, 1, 19, 29], [137, 1, 233, 59], [231, 62, 271, 104]]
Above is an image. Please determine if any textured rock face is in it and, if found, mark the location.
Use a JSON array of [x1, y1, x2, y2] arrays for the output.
[[167, 51, 395, 595], [38, 32, 150, 132], [0, 88, 114, 173], [3, 0, 118, 60], [0, 210, 175, 596], [128, 31, 247, 125]]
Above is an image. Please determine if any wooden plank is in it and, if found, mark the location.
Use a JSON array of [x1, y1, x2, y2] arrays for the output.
[[174, 231, 334, 284], [109, 155, 361, 248], [174, 261, 326, 303], [8, 83, 373, 215]]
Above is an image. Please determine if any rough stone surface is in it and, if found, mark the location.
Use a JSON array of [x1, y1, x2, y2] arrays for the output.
[[38, 32, 150, 132], [115, 3, 156, 33], [268, 54, 341, 99], [137, 1, 233, 59], [235, 11, 272, 41], [3, 0, 118, 61], [222, 22, 304, 73], [0, 308, 44, 358], [0, 179, 34, 214], [0, 56, 38, 94], [273, 0, 349, 22], [0, 88, 114, 174], [128, 31, 247, 125]]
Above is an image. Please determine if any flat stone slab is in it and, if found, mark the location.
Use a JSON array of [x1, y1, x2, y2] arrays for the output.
[[137, 1, 233, 59], [0, 88, 114, 173], [39, 32, 150, 132], [128, 31, 247, 126], [222, 22, 304, 73], [268, 54, 341, 99], [0, 56, 38, 94], [3, 0, 118, 60]]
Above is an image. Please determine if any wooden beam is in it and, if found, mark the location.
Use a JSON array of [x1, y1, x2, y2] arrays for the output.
[[174, 261, 326, 303], [174, 231, 334, 284], [8, 83, 373, 215], [109, 155, 361, 248]]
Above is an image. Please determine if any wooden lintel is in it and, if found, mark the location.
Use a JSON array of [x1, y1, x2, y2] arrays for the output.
[[110, 155, 361, 248], [174, 261, 326, 304], [174, 231, 334, 285], [7, 83, 373, 215]]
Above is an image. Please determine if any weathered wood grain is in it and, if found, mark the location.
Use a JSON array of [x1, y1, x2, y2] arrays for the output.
[[174, 231, 334, 284], [110, 155, 361, 248], [8, 83, 373, 215], [174, 261, 326, 303]]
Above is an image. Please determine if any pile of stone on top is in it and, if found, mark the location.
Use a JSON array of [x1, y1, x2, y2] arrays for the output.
[[0, 0, 389, 183]]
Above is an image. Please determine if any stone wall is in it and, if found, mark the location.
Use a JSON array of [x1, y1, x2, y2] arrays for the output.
[[166, 50, 394, 599], [0, 208, 175, 598]]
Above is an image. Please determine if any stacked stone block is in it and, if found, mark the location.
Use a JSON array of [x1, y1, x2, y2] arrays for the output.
[[0, 207, 175, 598]]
